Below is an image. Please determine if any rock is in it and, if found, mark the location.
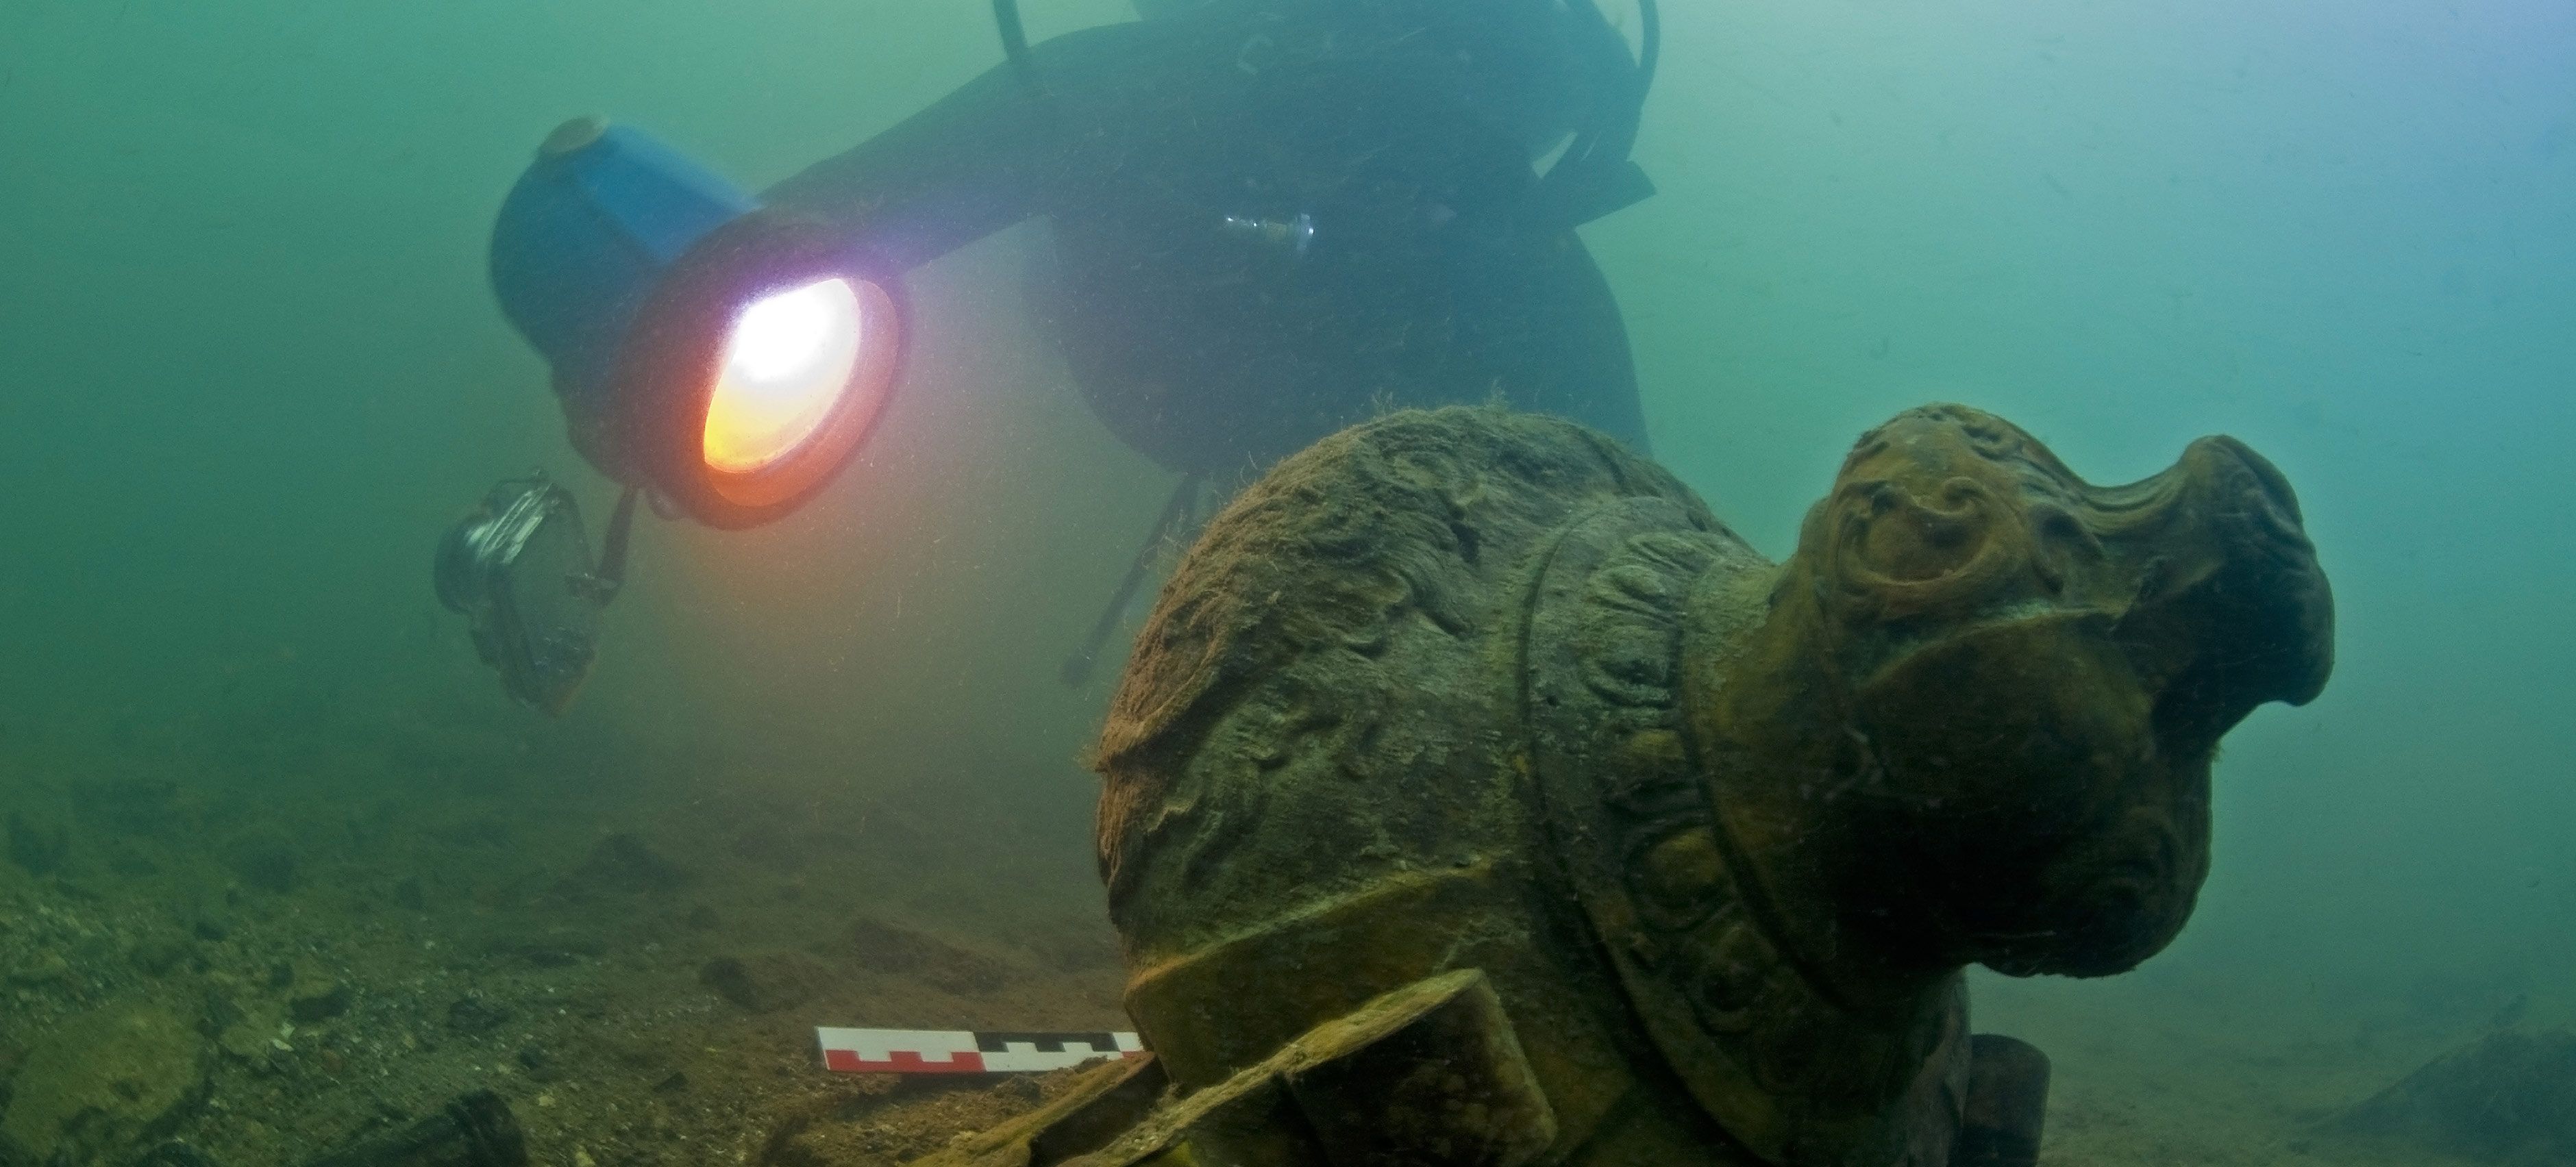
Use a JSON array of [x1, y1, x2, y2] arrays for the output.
[[515, 1043, 558, 1083], [206, 981, 293, 1073], [698, 951, 832, 1013], [214, 1018, 290, 1077], [288, 976, 353, 1023], [847, 918, 1009, 996], [2333, 1027, 2576, 1164], [0, 999, 209, 1165], [199, 983, 248, 1032], [3, 812, 68, 877], [216, 1021, 274, 1062]]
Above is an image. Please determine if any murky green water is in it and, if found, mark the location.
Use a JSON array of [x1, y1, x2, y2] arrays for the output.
[[1, 1, 2568, 1164]]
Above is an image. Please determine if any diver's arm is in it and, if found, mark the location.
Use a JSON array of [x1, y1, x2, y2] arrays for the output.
[[758, 60, 1052, 271], [760, 20, 1194, 272]]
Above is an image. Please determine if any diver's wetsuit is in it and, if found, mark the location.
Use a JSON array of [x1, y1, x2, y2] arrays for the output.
[[763, 0, 1650, 475]]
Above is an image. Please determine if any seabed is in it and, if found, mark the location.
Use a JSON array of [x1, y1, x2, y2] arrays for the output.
[[0, 739, 2511, 1167]]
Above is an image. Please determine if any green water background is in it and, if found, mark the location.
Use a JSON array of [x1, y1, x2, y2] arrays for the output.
[[1, 0, 2568, 1024]]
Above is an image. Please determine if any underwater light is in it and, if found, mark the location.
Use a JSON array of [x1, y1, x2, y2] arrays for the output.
[[445, 118, 907, 714], [696, 274, 901, 508], [705, 278, 867, 474], [488, 117, 906, 529]]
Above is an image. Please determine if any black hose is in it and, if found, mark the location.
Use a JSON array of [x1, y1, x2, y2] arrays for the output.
[[592, 486, 640, 600], [993, 0, 1048, 101], [1061, 471, 1205, 687], [1537, 0, 1659, 221], [1637, 0, 1661, 97], [1577, 0, 1658, 167]]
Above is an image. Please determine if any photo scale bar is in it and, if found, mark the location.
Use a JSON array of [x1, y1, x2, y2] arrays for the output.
[[817, 1027, 1145, 1074]]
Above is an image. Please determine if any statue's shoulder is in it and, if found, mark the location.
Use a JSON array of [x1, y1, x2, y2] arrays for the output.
[[1098, 407, 1707, 777]]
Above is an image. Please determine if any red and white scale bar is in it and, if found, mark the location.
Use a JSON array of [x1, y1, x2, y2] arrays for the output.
[[817, 1027, 1146, 1075]]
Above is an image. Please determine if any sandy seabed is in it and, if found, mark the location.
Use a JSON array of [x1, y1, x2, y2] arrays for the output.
[[0, 742, 2521, 1167], [1973, 972, 2506, 1167]]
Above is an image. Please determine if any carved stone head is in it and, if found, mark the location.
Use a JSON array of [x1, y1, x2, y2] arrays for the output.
[[1698, 405, 2334, 979]]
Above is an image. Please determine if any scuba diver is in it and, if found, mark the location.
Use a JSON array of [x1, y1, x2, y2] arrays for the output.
[[439, 0, 1661, 709]]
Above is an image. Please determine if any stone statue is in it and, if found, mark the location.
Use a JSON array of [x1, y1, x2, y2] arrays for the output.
[[925, 404, 2333, 1167]]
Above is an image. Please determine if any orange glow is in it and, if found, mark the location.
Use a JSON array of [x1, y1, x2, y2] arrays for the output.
[[703, 278, 865, 475]]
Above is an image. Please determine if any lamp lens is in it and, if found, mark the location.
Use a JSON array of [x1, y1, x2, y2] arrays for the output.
[[703, 277, 866, 474]]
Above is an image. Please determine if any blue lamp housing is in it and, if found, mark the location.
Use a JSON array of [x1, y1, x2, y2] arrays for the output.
[[488, 119, 760, 405]]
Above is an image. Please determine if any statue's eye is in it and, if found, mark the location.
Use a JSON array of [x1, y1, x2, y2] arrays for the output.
[[2026, 505, 2103, 597]]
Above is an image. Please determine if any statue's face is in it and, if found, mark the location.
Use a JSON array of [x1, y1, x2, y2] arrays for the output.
[[1797, 407, 2332, 977]]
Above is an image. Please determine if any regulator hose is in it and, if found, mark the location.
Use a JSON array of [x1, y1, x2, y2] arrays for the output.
[[993, 0, 1048, 101]]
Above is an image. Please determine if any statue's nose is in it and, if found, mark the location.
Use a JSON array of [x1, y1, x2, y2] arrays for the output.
[[2220, 438, 2299, 518], [2114, 436, 2335, 743], [2182, 436, 2311, 559]]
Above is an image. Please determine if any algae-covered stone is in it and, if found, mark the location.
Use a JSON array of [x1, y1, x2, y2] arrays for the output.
[[274, 958, 352, 1023], [287, 977, 352, 1024], [0, 998, 208, 1165], [2335, 1027, 2576, 1163]]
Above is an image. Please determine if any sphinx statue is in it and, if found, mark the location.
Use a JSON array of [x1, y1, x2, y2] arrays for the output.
[[923, 404, 2333, 1167]]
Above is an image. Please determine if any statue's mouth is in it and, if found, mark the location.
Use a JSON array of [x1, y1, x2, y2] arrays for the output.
[[1968, 777, 2207, 977], [1848, 605, 2222, 976], [2086, 820, 2178, 892], [2081, 816, 2188, 910]]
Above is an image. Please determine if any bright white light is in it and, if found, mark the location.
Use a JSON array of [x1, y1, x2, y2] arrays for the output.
[[729, 280, 849, 382], [704, 278, 864, 475]]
